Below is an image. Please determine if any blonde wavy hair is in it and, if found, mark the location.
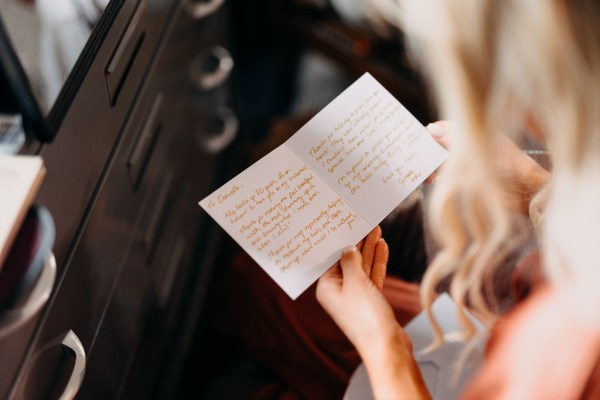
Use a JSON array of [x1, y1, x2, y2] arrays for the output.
[[371, 0, 600, 344]]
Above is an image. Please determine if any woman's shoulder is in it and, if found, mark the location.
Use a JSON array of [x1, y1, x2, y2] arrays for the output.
[[462, 287, 600, 399]]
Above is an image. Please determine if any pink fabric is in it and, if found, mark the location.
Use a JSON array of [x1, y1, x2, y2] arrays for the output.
[[463, 287, 600, 400]]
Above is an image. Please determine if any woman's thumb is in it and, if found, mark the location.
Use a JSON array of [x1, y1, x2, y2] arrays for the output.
[[340, 246, 364, 279]]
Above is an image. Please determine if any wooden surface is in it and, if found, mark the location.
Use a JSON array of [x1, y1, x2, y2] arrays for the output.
[[0, 155, 44, 269]]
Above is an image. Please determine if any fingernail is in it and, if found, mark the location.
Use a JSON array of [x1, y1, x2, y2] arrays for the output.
[[343, 245, 357, 254], [427, 123, 445, 138], [379, 238, 385, 244]]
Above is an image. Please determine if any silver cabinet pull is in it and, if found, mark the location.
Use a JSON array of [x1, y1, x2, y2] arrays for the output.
[[189, 46, 233, 91], [105, 0, 147, 105], [58, 330, 86, 400], [184, 0, 225, 20], [10, 328, 86, 399], [0, 253, 56, 338], [127, 93, 164, 189], [141, 173, 173, 264], [197, 108, 238, 154]]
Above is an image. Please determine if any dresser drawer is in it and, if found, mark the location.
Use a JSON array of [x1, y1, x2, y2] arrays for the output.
[[10, 87, 181, 399], [36, 0, 179, 270], [70, 72, 217, 396], [0, 254, 56, 399], [7, 0, 236, 397], [103, 0, 180, 107], [84, 170, 193, 400]]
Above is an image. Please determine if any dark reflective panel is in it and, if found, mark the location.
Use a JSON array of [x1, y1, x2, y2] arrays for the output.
[[0, 0, 109, 114]]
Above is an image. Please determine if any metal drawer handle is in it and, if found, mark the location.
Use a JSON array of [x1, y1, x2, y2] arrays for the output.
[[127, 93, 164, 189], [0, 252, 56, 338], [141, 173, 173, 264], [58, 330, 86, 400], [105, 0, 147, 105], [197, 108, 238, 154], [189, 46, 233, 91], [185, 0, 225, 20]]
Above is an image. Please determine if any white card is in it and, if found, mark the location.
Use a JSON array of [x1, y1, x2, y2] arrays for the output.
[[200, 73, 447, 299]]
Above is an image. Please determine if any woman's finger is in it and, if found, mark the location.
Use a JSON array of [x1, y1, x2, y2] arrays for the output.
[[425, 170, 439, 184], [356, 239, 364, 252], [320, 263, 343, 282], [370, 238, 389, 290], [426, 121, 452, 149], [425, 121, 453, 183], [339, 245, 364, 281], [316, 264, 344, 304], [361, 226, 382, 275]]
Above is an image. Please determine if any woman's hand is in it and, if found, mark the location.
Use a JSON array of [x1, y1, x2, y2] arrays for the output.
[[316, 226, 396, 353], [426, 121, 550, 215], [316, 227, 431, 399], [424, 121, 452, 184]]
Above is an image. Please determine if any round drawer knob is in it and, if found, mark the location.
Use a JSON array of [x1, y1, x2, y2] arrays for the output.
[[185, 0, 226, 20], [189, 46, 234, 91], [196, 107, 238, 154]]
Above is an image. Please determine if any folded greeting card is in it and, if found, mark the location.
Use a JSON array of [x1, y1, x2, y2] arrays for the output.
[[199, 73, 447, 299]]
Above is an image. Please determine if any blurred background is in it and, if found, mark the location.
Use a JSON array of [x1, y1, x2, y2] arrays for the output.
[[178, 1, 436, 398], [0, 0, 436, 398]]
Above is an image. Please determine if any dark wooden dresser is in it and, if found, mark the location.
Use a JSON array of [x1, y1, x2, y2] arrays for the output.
[[0, 0, 236, 398]]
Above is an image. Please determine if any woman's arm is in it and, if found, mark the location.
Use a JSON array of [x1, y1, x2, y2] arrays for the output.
[[360, 323, 431, 399], [316, 227, 431, 399]]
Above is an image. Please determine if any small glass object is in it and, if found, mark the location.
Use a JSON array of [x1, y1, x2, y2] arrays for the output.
[[524, 149, 552, 171], [0, 114, 25, 155]]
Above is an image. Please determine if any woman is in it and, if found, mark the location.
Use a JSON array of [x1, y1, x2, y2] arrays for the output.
[[317, 0, 600, 398]]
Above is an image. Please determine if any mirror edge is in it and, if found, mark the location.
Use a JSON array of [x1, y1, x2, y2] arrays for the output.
[[0, 17, 49, 143], [45, 0, 126, 139]]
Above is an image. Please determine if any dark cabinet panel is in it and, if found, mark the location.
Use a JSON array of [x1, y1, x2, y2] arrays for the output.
[[2, 0, 235, 398], [36, 0, 179, 270], [0, 304, 47, 398], [11, 92, 173, 399]]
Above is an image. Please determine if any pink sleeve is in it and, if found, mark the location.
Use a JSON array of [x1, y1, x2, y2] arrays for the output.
[[462, 288, 600, 400]]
